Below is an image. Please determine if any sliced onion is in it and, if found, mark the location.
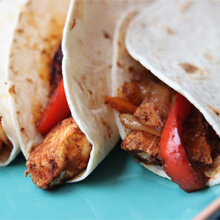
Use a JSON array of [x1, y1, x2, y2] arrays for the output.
[[120, 113, 161, 137]]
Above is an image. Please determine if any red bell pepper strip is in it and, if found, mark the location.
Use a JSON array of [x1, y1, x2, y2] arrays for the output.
[[37, 78, 71, 135], [160, 94, 208, 192]]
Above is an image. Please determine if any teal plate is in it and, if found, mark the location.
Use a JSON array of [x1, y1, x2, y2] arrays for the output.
[[1, 144, 220, 220]]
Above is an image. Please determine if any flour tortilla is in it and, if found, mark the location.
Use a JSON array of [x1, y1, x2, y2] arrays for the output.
[[62, 0, 152, 182], [6, 0, 152, 181], [7, 0, 70, 161], [0, 0, 26, 165], [113, 1, 220, 186]]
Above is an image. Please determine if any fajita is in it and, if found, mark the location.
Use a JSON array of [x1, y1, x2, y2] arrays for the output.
[[106, 1, 220, 192], [7, 0, 151, 189]]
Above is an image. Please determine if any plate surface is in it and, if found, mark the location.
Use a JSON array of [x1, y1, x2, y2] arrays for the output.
[[1, 144, 219, 220]]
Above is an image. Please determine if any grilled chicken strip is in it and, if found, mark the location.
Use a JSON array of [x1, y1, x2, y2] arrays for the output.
[[121, 130, 161, 165], [26, 118, 92, 190]]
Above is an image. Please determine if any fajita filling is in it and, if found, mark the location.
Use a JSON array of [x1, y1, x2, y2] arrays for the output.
[[0, 119, 13, 164], [105, 71, 220, 192], [25, 45, 92, 190]]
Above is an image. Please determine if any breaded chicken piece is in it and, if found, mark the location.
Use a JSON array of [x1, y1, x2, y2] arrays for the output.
[[26, 118, 92, 190], [134, 99, 164, 129], [121, 130, 161, 165]]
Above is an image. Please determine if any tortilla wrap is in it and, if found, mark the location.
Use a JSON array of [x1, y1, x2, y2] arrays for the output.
[[0, 0, 26, 166], [7, 0, 70, 159], [112, 1, 220, 188], [6, 0, 152, 186]]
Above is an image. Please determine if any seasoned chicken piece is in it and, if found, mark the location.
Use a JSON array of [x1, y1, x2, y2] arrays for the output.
[[26, 118, 92, 190], [134, 99, 164, 129], [183, 110, 212, 165], [121, 130, 161, 165]]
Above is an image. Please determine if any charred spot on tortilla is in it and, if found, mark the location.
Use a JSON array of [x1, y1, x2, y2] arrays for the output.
[[16, 28, 24, 34], [38, 50, 51, 81], [9, 52, 13, 59], [88, 90, 93, 95], [43, 38, 49, 42], [117, 40, 122, 48], [29, 43, 38, 51], [20, 127, 25, 133], [69, 18, 76, 30], [181, 1, 193, 12], [32, 97, 43, 126], [128, 66, 134, 72], [166, 27, 174, 34], [179, 63, 199, 74], [208, 105, 220, 117], [50, 18, 58, 25], [9, 64, 18, 76], [204, 53, 215, 62], [50, 34, 60, 40], [41, 49, 49, 56], [26, 11, 37, 29], [25, 78, 33, 83], [103, 30, 110, 39], [73, 76, 85, 93], [78, 39, 83, 45], [13, 38, 17, 44], [20, 126, 28, 138], [8, 85, 16, 96], [81, 74, 87, 81], [117, 61, 123, 68]]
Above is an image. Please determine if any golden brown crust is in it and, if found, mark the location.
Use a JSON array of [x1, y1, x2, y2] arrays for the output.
[[26, 118, 92, 189], [134, 98, 164, 129], [121, 130, 161, 165]]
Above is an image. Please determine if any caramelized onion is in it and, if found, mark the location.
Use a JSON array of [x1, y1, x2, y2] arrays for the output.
[[104, 96, 137, 114], [120, 113, 161, 137], [150, 82, 172, 119]]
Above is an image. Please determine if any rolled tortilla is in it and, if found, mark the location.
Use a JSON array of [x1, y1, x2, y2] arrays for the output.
[[112, 1, 220, 187], [62, 0, 153, 182], [6, 0, 152, 185], [7, 0, 70, 159], [0, 0, 26, 166]]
